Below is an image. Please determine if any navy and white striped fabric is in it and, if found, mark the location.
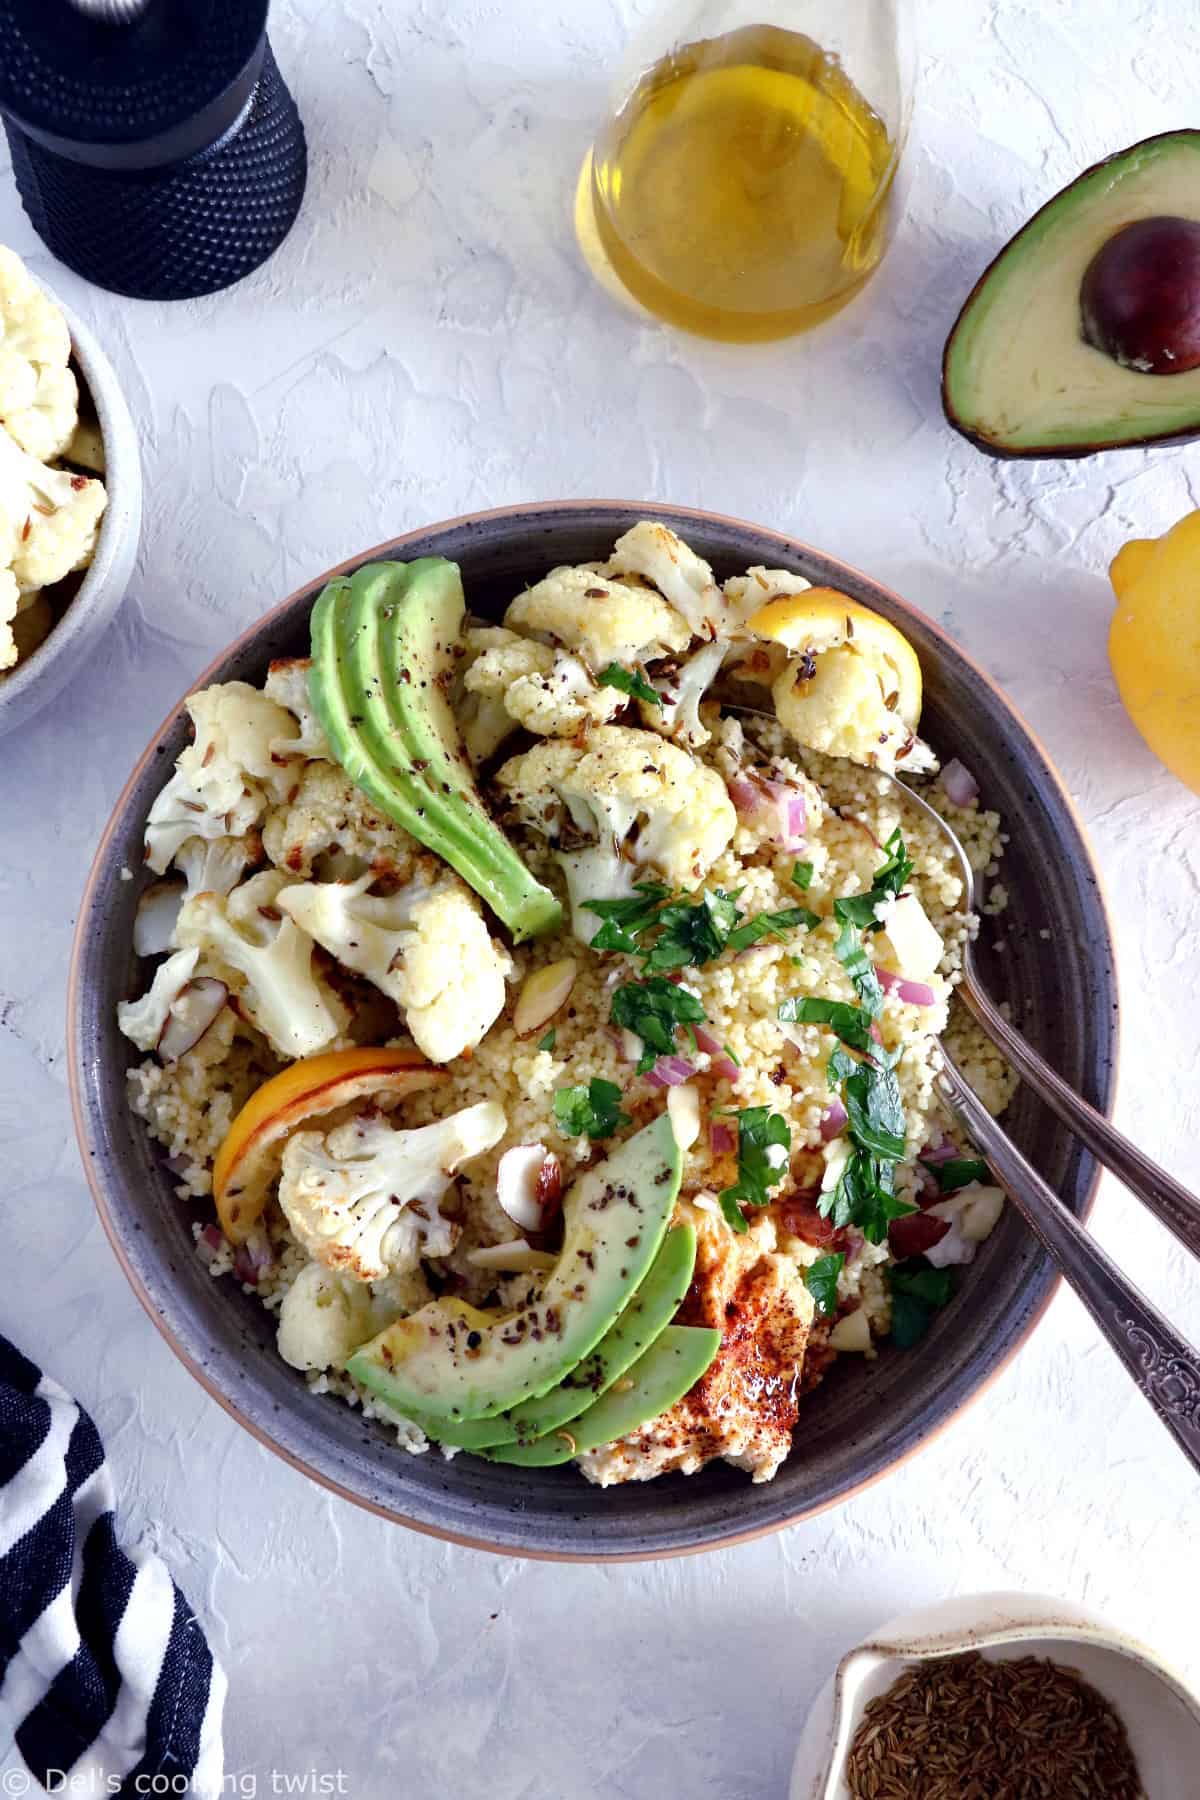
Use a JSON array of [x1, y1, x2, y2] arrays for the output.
[[0, 1336, 225, 1796]]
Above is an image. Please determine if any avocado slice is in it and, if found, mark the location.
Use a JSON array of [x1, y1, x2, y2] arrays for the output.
[[309, 559, 561, 941], [346, 1114, 682, 1422], [482, 1324, 720, 1467], [943, 131, 1200, 457], [397, 1222, 699, 1450]]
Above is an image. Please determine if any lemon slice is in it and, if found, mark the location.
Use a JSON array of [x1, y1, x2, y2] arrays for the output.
[[747, 588, 925, 772]]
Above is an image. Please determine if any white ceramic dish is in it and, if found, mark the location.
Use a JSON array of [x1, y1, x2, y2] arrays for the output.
[[790, 1590, 1200, 1798], [0, 283, 142, 736]]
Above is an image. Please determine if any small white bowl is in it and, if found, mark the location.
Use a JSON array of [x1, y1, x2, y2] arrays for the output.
[[791, 1591, 1200, 1799], [0, 285, 142, 736]]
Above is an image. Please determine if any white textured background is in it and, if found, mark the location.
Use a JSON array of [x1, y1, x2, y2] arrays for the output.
[[3, 1, 1200, 1794]]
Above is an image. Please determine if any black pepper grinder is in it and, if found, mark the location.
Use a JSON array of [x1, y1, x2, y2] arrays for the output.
[[0, 0, 307, 301]]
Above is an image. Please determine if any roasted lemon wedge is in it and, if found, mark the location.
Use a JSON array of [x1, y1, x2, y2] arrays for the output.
[[747, 588, 928, 773]]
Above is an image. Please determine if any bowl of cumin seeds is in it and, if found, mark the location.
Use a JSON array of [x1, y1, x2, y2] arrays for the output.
[[789, 1593, 1200, 1800]]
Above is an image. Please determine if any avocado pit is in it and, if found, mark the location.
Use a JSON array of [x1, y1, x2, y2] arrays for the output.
[[1080, 215, 1200, 374]]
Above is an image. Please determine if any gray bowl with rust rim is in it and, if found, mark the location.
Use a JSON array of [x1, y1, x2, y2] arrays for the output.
[[68, 501, 1118, 1561]]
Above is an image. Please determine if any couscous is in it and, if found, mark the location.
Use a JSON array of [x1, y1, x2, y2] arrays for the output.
[[119, 524, 1014, 1486]]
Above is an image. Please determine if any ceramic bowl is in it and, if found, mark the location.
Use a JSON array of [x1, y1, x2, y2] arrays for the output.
[[0, 287, 142, 736], [790, 1591, 1200, 1797], [68, 501, 1117, 1560]]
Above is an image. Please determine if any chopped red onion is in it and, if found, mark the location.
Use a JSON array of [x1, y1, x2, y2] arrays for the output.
[[196, 1223, 225, 1268], [820, 1100, 848, 1140], [694, 1026, 739, 1083], [726, 770, 806, 848], [922, 1137, 960, 1165], [232, 1234, 274, 1286], [874, 965, 937, 1008], [709, 1121, 735, 1155], [941, 757, 979, 807], [726, 772, 761, 813], [645, 1053, 695, 1088]]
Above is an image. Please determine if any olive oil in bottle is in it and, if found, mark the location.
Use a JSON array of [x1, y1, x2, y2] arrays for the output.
[[591, 25, 898, 342]]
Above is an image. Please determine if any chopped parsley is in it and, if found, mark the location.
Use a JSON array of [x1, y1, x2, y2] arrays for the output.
[[831, 826, 914, 931], [643, 889, 742, 973], [727, 904, 820, 952], [926, 1156, 989, 1193], [888, 1259, 955, 1348], [553, 1078, 630, 1140], [719, 1105, 792, 1232], [778, 995, 878, 1057], [598, 662, 662, 706], [587, 883, 816, 972], [804, 1252, 845, 1317], [537, 1027, 557, 1053], [791, 859, 815, 891], [824, 1146, 914, 1244], [611, 976, 706, 1074], [833, 914, 884, 1018], [583, 882, 673, 954]]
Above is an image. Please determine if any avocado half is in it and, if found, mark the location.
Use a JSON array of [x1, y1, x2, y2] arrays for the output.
[[944, 131, 1200, 458]]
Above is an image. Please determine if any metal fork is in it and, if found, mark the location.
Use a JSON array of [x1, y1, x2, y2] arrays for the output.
[[891, 774, 1200, 1477]]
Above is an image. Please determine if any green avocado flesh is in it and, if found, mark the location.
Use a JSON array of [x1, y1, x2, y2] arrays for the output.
[[943, 131, 1200, 457], [398, 1222, 699, 1450], [308, 559, 562, 941], [482, 1325, 721, 1467], [346, 1114, 683, 1423]]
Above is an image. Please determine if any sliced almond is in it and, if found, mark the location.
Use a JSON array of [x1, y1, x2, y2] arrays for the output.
[[666, 1082, 701, 1151], [513, 958, 578, 1037], [157, 978, 228, 1064], [133, 878, 185, 958], [496, 1143, 555, 1232], [829, 1308, 871, 1353], [466, 1239, 558, 1273]]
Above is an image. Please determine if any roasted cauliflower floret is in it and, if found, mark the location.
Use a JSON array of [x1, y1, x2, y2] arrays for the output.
[[0, 246, 77, 462], [264, 657, 331, 761], [495, 724, 736, 940], [174, 870, 344, 1059], [278, 1101, 507, 1282], [116, 947, 200, 1052], [637, 638, 727, 749], [577, 1206, 814, 1486], [260, 760, 420, 881], [505, 565, 692, 671], [0, 568, 18, 672], [144, 682, 300, 874], [606, 521, 725, 641], [465, 630, 624, 739], [0, 424, 106, 596], [174, 833, 258, 900], [276, 1261, 378, 1372], [278, 869, 513, 1064]]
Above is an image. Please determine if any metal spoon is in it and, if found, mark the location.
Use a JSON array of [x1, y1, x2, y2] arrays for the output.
[[889, 772, 1200, 1475]]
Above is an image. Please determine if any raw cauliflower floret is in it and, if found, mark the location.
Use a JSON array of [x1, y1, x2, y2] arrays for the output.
[[495, 724, 736, 939], [263, 657, 331, 761], [465, 630, 624, 739], [606, 521, 725, 641], [261, 760, 420, 881], [144, 681, 300, 874], [0, 246, 77, 462], [278, 869, 513, 1064], [0, 424, 105, 595], [505, 565, 693, 671], [174, 869, 344, 1059], [278, 1101, 507, 1282]]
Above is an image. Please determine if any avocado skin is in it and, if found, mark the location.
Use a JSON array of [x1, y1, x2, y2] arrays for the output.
[[481, 1324, 721, 1467], [309, 559, 562, 941], [400, 1223, 700, 1451], [943, 129, 1200, 459], [347, 1114, 684, 1423]]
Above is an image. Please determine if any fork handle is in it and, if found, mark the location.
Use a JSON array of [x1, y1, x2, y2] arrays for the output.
[[960, 978, 1200, 1259], [937, 1049, 1200, 1478]]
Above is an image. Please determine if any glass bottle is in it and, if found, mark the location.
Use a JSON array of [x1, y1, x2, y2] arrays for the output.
[[588, 1, 915, 342]]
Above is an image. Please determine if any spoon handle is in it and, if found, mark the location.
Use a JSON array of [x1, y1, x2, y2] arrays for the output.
[[937, 1048, 1200, 1479], [961, 977, 1200, 1258]]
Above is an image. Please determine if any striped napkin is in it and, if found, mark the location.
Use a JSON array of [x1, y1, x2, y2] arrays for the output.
[[0, 1336, 225, 1795]]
